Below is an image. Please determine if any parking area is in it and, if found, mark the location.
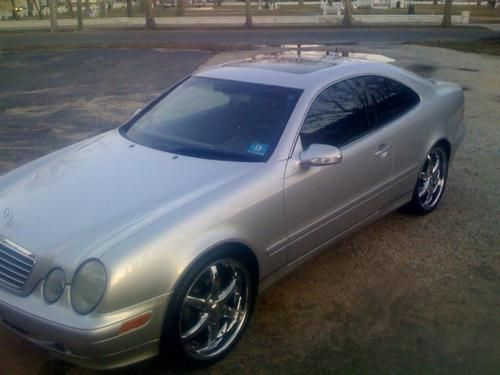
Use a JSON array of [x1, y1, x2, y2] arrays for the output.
[[0, 45, 499, 374]]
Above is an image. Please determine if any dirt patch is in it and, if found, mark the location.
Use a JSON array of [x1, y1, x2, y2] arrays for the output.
[[406, 63, 437, 77], [412, 36, 500, 56]]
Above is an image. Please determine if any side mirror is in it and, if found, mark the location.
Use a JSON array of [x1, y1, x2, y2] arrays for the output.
[[300, 144, 343, 167]]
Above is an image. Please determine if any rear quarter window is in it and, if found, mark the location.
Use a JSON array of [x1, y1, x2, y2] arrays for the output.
[[362, 75, 420, 126]]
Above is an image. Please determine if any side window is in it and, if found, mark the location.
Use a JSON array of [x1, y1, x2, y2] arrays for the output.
[[362, 75, 420, 126], [300, 78, 373, 149]]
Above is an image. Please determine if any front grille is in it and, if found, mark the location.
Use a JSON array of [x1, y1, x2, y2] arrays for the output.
[[0, 240, 35, 291]]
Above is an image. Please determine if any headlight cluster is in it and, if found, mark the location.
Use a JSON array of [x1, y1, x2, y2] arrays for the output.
[[42, 259, 107, 315]]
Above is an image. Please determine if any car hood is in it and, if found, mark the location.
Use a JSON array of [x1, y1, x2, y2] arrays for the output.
[[0, 130, 259, 265]]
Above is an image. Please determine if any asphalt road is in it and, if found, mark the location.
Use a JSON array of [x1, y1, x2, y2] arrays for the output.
[[0, 45, 499, 375], [0, 26, 498, 51], [0, 48, 211, 172]]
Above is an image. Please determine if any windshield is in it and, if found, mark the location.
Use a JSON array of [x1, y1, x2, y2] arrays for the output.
[[121, 77, 302, 162]]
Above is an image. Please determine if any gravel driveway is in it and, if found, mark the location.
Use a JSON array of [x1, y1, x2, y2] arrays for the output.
[[0, 45, 499, 374]]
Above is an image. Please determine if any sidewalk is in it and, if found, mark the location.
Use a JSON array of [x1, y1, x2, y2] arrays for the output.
[[0, 14, 474, 31]]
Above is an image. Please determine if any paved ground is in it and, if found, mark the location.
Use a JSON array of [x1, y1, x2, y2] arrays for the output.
[[0, 44, 499, 374], [0, 27, 498, 51], [0, 48, 210, 173]]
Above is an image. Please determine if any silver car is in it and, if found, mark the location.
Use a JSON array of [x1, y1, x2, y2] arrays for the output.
[[0, 53, 465, 369]]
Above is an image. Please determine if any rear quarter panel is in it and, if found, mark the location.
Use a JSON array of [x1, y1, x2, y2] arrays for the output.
[[389, 77, 464, 201]]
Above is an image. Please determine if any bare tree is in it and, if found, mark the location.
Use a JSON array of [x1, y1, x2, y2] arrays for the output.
[[245, 0, 252, 28], [176, 0, 186, 16], [342, 0, 353, 27], [10, 0, 18, 19], [27, 0, 33, 17], [441, 0, 452, 27], [32, 0, 43, 19], [49, 0, 58, 31], [65, 0, 75, 18], [77, 0, 83, 30], [127, 0, 133, 16], [145, 0, 156, 28], [99, 0, 106, 17]]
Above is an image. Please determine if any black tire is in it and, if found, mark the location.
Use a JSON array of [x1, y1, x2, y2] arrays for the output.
[[404, 144, 449, 215], [159, 249, 255, 368]]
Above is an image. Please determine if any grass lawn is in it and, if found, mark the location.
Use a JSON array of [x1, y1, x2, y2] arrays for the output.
[[354, 4, 500, 17], [414, 36, 500, 56], [3, 3, 499, 20]]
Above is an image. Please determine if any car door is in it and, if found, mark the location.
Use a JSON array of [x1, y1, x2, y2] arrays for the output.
[[284, 77, 394, 262]]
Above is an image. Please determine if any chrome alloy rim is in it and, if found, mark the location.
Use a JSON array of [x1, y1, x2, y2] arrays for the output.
[[417, 148, 447, 210], [179, 259, 250, 360]]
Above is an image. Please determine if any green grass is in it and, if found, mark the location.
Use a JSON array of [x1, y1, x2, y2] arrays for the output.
[[414, 36, 500, 56]]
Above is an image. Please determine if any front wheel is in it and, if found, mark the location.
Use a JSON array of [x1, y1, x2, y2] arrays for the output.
[[161, 252, 254, 366], [405, 145, 448, 215]]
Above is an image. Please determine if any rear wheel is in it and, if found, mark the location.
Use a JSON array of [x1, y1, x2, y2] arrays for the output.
[[405, 145, 448, 215], [161, 251, 255, 367]]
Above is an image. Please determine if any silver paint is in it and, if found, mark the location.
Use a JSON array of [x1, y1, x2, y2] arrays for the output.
[[0, 55, 465, 369]]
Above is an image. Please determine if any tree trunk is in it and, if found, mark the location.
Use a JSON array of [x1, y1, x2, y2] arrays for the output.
[[77, 0, 83, 30], [441, 0, 452, 27], [433, 0, 438, 5], [99, 0, 107, 17], [342, 0, 353, 27], [27, 0, 34, 17], [127, 0, 133, 16], [49, 0, 58, 31], [245, 0, 252, 28], [32, 0, 43, 19], [66, 0, 75, 18], [176, 0, 186, 16], [299, 0, 304, 6], [85, 0, 90, 15], [145, 0, 156, 28], [10, 0, 18, 20]]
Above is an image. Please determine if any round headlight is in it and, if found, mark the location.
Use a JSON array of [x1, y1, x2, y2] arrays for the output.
[[71, 260, 107, 315], [43, 268, 66, 304]]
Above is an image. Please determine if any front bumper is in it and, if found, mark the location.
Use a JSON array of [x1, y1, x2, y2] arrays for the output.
[[0, 285, 172, 370]]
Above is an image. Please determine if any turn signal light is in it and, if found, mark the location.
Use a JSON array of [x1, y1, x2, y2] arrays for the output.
[[118, 312, 152, 335]]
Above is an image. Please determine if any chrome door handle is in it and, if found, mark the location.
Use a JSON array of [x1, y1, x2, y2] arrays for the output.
[[374, 143, 392, 157]]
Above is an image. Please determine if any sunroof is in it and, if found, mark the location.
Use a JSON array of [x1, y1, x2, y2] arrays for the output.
[[225, 49, 396, 74], [228, 55, 337, 75]]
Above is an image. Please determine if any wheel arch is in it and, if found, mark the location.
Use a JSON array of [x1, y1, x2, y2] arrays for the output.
[[434, 138, 451, 161], [172, 239, 260, 296]]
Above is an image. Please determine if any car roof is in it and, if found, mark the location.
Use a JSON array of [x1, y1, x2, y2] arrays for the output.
[[194, 50, 408, 90]]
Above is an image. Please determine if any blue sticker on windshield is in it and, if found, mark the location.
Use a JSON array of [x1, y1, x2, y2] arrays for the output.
[[247, 142, 269, 156]]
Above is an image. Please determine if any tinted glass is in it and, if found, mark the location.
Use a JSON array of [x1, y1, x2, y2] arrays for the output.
[[122, 77, 302, 162], [300, 78, 372, 149], [362, 75, 420, 126]]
